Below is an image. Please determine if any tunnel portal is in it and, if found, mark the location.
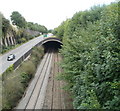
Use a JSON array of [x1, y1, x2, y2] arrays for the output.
[[42, 40, 62, 53]]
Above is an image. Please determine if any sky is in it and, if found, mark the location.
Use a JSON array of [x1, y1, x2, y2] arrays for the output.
[[0, 0, 117, 30]]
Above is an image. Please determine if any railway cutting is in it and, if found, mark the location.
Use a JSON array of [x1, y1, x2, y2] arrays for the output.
[[16, 49, 73, 110]]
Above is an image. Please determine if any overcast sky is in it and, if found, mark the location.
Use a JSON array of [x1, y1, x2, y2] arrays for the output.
[[0, 0, 116, 29]]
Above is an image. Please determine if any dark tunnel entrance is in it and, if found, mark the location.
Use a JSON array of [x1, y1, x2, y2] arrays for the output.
[[42, 41, 62, 53]]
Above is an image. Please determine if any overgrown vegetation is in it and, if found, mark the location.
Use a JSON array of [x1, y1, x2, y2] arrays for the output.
[[0, 11, 47, 54], [2, 46, 44, 109], [10, 11, 48, 33], [55, 2, 120, 109], [1, 45, 17, 54]]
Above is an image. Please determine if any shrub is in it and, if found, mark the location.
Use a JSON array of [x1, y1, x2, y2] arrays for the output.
[[31, 46, 44, 67], [20, 37, 27, 43], [2, 71, 24, 109], [2, 46, 44, 110], [58, 2, 120, 109], [20, 61, 35, 76], [20, 72, 31, 88]]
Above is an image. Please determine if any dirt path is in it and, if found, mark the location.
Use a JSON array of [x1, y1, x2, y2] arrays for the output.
[[16, 50, 73, 110]]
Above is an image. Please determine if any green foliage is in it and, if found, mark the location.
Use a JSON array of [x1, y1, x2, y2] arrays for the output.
[[1, 11, 47, 54], [31, 46, 44, 67], [53, 19, 70, 40], [54, 21, 65, 38], [27, 22, 47, 33], [2, 17, 10, 37], [10, 11, 26, 28], [19, 37, 27, 43], [2, 73, 24, 109], [1, 45, 14, 54], [48, 29, 53, 33], [15, 28, 34, 44], [5, 65, 14, 73], [1, 13, 15, 39], [21, 61, 36, 76], [2, 46, 44, 110], [20, 72, 31, 88], [58, 2, 120, 109]]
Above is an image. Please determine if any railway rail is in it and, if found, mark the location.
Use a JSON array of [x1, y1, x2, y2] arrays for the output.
[[16, 50, 73, 110]]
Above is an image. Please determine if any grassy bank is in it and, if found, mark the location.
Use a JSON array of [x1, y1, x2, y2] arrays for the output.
[[2, 46, 44, 110]]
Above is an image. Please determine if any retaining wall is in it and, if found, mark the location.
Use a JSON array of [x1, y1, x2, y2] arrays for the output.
[[12, 38, 62, 70], [13, 41, 42, 70]]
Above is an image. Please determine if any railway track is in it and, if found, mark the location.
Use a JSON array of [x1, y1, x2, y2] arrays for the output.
[[16, 50, 73, 110], [16, 50, 53, 110], [43, 52, 73, 109]]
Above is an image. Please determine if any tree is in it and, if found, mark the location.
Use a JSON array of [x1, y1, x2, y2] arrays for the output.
[[58, 2, 120, 109], [27, 22, 47, 33], [48, 29, 53, 33], [10, 11, 26, 28], [2, 14, 11, 37], [53, 21, 65, 38]]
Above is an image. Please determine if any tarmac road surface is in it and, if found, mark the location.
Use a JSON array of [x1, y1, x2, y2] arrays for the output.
[[0, 36, 44, 74]]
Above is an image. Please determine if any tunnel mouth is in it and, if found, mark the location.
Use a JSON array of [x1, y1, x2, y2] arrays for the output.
[[42, 41, 62, 53]]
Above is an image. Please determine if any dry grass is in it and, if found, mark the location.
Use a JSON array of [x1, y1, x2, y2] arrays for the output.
[[20, 61, 36, 76], [2, 72, 24, 109], [2, 46, 44, 109]]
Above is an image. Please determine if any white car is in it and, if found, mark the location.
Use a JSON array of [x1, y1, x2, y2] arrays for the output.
[[7, 54, 15, 61]]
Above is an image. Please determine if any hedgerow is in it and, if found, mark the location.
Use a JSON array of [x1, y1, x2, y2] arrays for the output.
[[55, 2, 120, 109]]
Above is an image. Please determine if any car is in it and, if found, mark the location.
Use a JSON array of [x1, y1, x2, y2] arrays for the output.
[[7, 54, 15, 61]]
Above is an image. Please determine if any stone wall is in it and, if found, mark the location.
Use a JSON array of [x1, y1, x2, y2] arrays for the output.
[[2, 32, 16, 47], [2, 29, 40, 47]]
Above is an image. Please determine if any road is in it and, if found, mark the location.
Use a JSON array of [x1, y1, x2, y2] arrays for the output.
[[0, 36, 44, 74]]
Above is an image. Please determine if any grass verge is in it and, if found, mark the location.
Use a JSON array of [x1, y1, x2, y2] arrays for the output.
[[1, 46, 44, 110]]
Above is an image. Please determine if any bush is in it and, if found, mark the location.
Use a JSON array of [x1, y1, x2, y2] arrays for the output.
[[21, 61, 35, 76], [19, 37, 27, 43], [20, 72, 31, 88], [1, 45, 15, 54], [58, 2, 120, 109], [2, 71, 24, 109], [2, 46, 44, 110], [31, 46, 44, 67], [19, 61, 36, 88]]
